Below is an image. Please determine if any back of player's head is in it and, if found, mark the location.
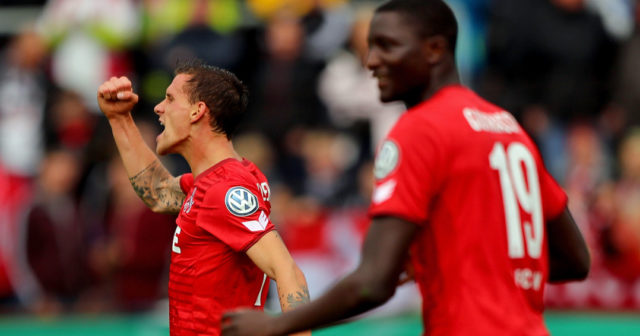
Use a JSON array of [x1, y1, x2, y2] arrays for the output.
[[174, 59, 248, 140], [376, 0, 458, 53]]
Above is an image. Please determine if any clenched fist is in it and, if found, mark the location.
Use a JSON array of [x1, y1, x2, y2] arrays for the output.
[[97, 76, 139, 120]]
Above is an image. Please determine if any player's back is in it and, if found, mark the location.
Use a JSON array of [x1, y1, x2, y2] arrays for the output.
[[371, 86, 566, 335]]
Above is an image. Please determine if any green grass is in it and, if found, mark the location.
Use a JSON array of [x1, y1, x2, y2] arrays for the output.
[[0, 310, 639, 335]]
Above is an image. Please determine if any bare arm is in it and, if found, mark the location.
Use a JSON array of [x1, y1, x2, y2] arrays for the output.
[[246, 231, 310, 312], [223, 216, 418, 336], [128, 161, 185, 214], [98, 76, 185, 214], [547, 207, 590, 282]]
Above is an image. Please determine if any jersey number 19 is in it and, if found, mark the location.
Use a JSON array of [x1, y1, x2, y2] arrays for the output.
[[489, 142, 543, 260]]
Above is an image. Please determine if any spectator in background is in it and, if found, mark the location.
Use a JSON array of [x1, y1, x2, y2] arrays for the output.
[[37, 0, 140, 110], [0, 27, 49, 309], [243, 11, 329, 195], [612, 1, 640, 127], [482, 0, 620, 182], [22, 148, 88, 315], [0, 27, 48, 177], [44, 90, 96, 151], [483, 0, 617, 123], [599, 129, 640, 288], [318, 6, 404, 158], [88, 156, 175, 312]]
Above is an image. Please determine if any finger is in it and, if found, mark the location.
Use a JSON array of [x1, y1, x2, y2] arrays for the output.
[[103, 82, 118, 100], [97, 84, 108, 98], [116, 76, 132, 92], [116, 91, 134, 100]]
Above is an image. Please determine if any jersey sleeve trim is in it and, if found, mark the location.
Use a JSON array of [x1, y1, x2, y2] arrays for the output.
[[368, 211, 425, 227], [240, 227, 276, 252]]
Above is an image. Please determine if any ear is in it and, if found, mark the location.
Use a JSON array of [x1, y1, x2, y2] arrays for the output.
[[423, 35, 448, 65], [190, 101, 208, 124]]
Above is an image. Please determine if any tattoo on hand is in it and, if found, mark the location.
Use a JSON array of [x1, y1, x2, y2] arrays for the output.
[[284, 286, 310, 309]]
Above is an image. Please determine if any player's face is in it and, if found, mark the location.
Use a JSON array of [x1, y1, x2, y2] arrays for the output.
[[367, 11, 431, 103], [154, 74, 195, 155]]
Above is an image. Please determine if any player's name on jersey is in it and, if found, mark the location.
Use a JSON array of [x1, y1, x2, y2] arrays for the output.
[[463, 108, 520, 134]]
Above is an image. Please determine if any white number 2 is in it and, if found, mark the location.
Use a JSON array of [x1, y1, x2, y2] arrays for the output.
[[489, 142, 543, 259], [172, 226, 182, 254]]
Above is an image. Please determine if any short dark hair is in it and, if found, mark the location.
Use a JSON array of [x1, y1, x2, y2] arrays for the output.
[[376, 0, 458, 53], [174, 59, 249, 140]]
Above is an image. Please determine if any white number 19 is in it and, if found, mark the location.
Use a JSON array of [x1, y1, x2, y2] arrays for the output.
[[489, 142, 543, 259]]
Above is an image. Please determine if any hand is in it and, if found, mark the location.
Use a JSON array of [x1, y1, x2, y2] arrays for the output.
[[222, 309, 276, 336], [97, 76, 139, 120]]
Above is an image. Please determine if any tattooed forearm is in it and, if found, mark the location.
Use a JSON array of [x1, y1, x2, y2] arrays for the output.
[[129, 160, 185, 214], [280, 286, 310, 310]]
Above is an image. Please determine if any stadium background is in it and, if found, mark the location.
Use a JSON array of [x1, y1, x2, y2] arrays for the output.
[[1, 0, 640, 334]]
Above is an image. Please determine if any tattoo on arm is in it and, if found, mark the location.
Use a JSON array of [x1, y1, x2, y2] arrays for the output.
[[129, 160, 185, 213], [281, 286, 310, 310]]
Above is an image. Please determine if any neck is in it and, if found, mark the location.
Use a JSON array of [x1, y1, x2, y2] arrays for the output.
[[404, 61, 461, 109], [182, 131, 241, 177]]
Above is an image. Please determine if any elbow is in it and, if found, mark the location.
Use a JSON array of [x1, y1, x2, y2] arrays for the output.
[[148, 204, 167, 214], [549, 250, 591, 282], [352, 274, 396, 308]]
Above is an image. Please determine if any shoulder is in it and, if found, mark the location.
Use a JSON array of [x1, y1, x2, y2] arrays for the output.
[[198, 161, 264, 215]]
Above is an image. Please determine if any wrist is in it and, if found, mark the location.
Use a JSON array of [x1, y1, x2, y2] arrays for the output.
[[106, 112, 134, 126]]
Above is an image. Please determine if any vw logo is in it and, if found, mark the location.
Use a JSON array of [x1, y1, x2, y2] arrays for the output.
[[225, 186, 259, 217]]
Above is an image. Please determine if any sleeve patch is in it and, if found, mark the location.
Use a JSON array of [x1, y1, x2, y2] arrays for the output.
[[225, 186, 259, 217], [372, 178, 397, 204], [241, 211, 269, 232], [374, 140, 400, 179]]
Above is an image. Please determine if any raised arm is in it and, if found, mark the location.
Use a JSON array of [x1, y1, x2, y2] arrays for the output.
[[223, 216, 418, 336], [97, 76, 185, 214], [547, 207, 590, 282]]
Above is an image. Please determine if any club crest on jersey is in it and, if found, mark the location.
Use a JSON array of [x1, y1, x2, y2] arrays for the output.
[[184, 187, 197, 214], [374, 140, 400, 179], [225, 186, 259, 217]]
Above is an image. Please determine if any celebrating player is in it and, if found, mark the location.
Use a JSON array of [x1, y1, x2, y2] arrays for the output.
[[221, 1, 590, 335], [97, 60, 310, 335]]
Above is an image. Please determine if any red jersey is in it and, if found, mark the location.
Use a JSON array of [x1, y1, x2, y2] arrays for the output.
[[369, 86, 567, 336], [170, 158, 275, 335]]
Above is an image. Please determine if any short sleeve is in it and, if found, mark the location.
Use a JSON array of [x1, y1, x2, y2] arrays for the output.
[[197, 180, 275, 252], [179, 173, 194, 194], [368, 118, 444, 225]]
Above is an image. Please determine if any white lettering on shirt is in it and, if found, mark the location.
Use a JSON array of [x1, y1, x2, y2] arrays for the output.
[[514, 268, 542, 291], [463, 108, 520, 134]]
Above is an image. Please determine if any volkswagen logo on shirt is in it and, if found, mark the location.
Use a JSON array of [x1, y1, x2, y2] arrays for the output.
[[225, 186, 259, 217]]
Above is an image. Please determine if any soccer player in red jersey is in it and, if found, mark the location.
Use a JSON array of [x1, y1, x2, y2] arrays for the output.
[[97, 60, 310, 336], [221, 1, 590, 335]]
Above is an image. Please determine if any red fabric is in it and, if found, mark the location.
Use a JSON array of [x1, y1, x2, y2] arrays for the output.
[[369, 86, 567, 336], [0, 167, 33, 297], [170, 159, 274, 335]]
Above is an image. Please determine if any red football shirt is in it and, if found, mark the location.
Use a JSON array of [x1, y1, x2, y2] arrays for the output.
[[170, 158, 275, 335], [369, 85, 567, 336]]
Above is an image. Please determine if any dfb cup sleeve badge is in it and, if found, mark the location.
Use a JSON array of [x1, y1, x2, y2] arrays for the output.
[[374, 140, 400, 180], [225, 186, 259, 217]]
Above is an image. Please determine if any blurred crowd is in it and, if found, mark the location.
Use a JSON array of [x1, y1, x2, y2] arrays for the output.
[[0, 0, 640, 318]]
